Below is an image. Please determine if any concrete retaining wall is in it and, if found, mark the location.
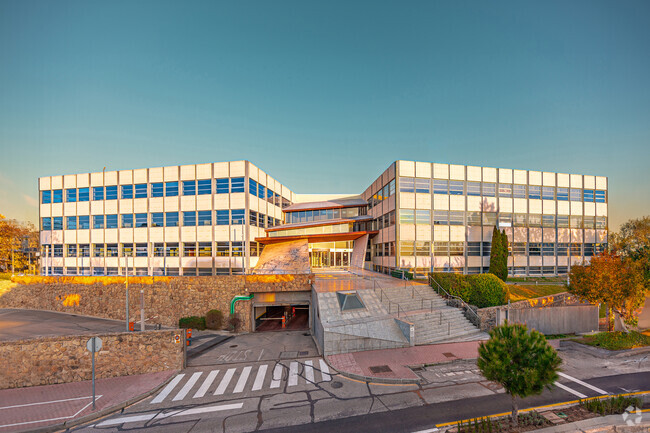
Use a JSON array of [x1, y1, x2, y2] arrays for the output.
[[0, 330, 185, 389], [0, 275, 312, 333], [508, 305, 599, 334]]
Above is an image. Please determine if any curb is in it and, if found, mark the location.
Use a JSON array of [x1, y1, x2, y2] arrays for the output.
[[17, 371, 179, 433], [187, 335, 233, 358], [560, 339, 650, 357], [324, 357, 423, 385]]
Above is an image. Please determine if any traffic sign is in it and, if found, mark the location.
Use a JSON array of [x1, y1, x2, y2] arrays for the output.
[[86, 337, 103, 353]]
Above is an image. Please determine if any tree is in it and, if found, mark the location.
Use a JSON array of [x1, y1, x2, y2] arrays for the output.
[[610, 216, 650, 290], [477, 322, 562, 425], [0, 215, 39, 274], [489, 226, 508, 281], [569, 251, 646, 330]]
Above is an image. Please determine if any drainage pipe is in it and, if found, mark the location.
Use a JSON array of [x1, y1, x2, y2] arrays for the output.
[[230, 294, 254, 315]]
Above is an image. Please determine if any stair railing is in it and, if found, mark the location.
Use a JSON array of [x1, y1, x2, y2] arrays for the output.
[[406, 279, 436, 313], [428, 275, 480, 324], [373, 279, 407, 319]]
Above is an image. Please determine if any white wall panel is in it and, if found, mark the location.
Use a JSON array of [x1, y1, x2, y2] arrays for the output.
[[529, 228, 542, 242], [557, 229, 570, 243], [149, 167, 163, 183], [180, 196, 196, 211], [105, 229, 118, 243], [570, 174, 583, 188], [90, 172, 103, 186], [557, 201, 570, 215], [77, 201, 90, 215], [529, 171, 542, 185], [596, 203, 607, 216], [542, 200, 555, 214], [77, 230, 90, 243], [230, 161, 246, 177], [40, 177, 51, 190], [105, 171, 118, 185], [542, 172, 555, 186], [415, 194, 431, 209], [196, 163, 211, 179], [433, 226, 449, 241], [584, 202, 596, 217], [433, 194, 449, 210], [133, 198, 148, 213], [118, 170, 132, 185], [499, 198, 512, 213], [181, 227, 196, 241], [163, 166, 178, 181], [467, 196, 481, 212], [133, 228, 148, 242], [449, 195, 465, 211], [400, 192, 415, 209], [164, 228, 179, 241], [513, 170, 527, 184], [149, 198, 164, 212], [180, 165, 195, 180], [416, 225, 432, 240], [64, 230, 76, 243], [514, 227, 527, 242], [596, 176, 607, 189], [40, 204, 51, 217], [196, 195, 211, 210], [543, 229, 556, 242], [399, 224, 416, 240], [50, 203, 62, 217], [415, 162, 431, 178], [557, 173, 570, 187], [133, 169, 147, 184], [584, 230, 596, 243], [64, 175, 76, 188], [482, 167, 497, 182], [498, 168, 513, 183], [214, 162, 229, 178], [50, 176, 63, 189], [90, 201, 104, 215], [467, 166, 481, 181], [449, 165, 465, 180], [529, 199, 542, 214], [450, 226, 464, 241], [64, 203, 76, 215], [583, 175, 596, 189], [570, 202, 583, 215], [433, 163, 449, 179], [482, 197, 497, 212]]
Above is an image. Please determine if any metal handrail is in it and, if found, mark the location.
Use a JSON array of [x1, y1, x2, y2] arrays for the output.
[[373, 279, 407, 319], [428, 275, 480, 321], [406, 279, 436, 313]]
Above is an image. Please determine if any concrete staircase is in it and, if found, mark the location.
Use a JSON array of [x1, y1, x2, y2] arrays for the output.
[[374, 284, 488, 345]]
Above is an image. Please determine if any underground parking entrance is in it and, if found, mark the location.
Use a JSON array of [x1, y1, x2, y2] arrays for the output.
[[250, 291, 312, 332]]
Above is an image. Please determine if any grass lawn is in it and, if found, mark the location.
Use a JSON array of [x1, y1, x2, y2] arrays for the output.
[[508, 284, 567, 302], [508, 276, 566, 283], [574, 331, 650, 351]]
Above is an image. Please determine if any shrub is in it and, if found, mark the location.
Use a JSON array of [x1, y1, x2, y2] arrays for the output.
[[205, 309, 224, 330], [580, 395, 642, 415], [466, 274, 509, 308], [227, 314, 242, 333], [178, 316, 206, 330], [431, 272, 472, 300]]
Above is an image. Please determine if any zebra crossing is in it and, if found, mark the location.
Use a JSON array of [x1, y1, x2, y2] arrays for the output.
[[151, 359, 332, 405]]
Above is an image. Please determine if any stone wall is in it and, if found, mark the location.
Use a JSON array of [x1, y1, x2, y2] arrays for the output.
[[477, 292, 587, 331], [0, 330, 184, 389], [0, 275, 313, 333]]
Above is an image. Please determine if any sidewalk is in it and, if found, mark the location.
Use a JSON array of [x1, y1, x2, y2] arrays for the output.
[[531, 413, 650, 432], [0, 370, 176, 433], [327, 340, 483, 383]]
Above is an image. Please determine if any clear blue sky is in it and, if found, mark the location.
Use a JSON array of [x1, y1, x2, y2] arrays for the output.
[[1, 0, 648, 229]]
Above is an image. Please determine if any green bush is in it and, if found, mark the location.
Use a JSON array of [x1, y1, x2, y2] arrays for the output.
[[466, 274, 509, 308], [431, 272, 508, 308], [580, 395, 642, 415], [178, 316, 206, 330], [205, 309, 224, 330], [227, 314, 242, 333]]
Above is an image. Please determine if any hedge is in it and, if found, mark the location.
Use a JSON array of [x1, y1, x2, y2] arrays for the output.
[[431, 272, 508, 308]]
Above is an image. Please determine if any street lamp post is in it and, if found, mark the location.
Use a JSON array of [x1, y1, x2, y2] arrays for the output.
[[125, 256, 130, 331]]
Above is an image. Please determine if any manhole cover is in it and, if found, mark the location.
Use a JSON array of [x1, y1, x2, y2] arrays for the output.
[[442, 352, 456, 358], [280, 351, 298, 359], [368, 365, 392, 374], [298, 351, 309, 356], [331, 381, 343, 389], [229, 345, 238, 348]]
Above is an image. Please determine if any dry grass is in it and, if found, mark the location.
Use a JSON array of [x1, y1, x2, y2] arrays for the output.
[[0, 279, 16, 297], [508, 284, 567, 302]]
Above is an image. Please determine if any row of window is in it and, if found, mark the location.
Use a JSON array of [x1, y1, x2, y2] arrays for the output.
[[368, 179, 396, 208], [41, 267, 245, 276], [397, 210, 607, 229], [395, 241, 606, 257], [373, 265, 572, 276], [398, 178, 607, 203], [284, 207, 366, 224], [41, 178, 291, 207], [42, 211, 282, 230], [41, 241, 265, 258]]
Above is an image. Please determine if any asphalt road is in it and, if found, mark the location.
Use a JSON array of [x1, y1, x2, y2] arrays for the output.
[[71, 341, 650, 433]]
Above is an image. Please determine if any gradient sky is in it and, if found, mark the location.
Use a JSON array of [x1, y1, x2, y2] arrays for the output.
[[1, 0, 649, 229]]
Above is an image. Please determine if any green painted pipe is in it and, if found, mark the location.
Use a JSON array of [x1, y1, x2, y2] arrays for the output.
[[230, 294, 254, 315]]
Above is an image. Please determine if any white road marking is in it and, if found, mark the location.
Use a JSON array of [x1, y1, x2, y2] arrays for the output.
[[288, 362, 299, 386], [305, 360, 315, 383], [151, 374, 185, 404], [411, 428, 439, 433], [0, 396, 102, 429], [270, 364, 283, 388], [319, 359, 331, 381], [194, 370, 219, 398], [554, 382, 587, 398], [96, 403, 244, 427], [214, 368, 236, 395], [252, 365, 267, 391], [0, 395, 98, 410], [173, 372, 202, 401], [233, 366, 252, 393], [558, 372, 608, 395]]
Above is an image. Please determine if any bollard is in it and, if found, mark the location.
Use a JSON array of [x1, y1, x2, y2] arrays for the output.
[[281, 316, 286, 329], [128, 321, 134, 332], [186, 328, 192, 346]]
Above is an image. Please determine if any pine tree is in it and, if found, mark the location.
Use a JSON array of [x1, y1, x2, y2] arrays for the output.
[[488, 226, 503, 279], [500, 229, 509, 281], [477, 322, 562, 425]]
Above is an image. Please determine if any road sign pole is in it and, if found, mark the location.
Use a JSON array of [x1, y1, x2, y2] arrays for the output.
[[91, 338, 96, 409], [140, 289, 145, 331]]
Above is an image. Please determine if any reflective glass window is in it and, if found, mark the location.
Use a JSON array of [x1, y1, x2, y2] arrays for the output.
[[105, 185, 118, 200], [121, 185, 133, 199], [67, 244, 77, 257], [231, 209, 245, 224], [258, 184, 266, 200], [166, 212, 179, 227], [528, 186, 541, 200], [415, 210, 430, 224], [52, 189, 63, 203], [482, 183, 496, 197], [42, 217, 51, 230], [584, 216, 596, 229], [433, 179, 448, 194], [249, 179, 258, 196], [66, 216, 77, 230], [106, 214, 118, 229], [231, 177, 245, 193], [596, 217, 607, 229], [134, 213, 147, 227], [542, 187, 555, 200], [197, 179, 211, 195], [52, 217, 63, 230], [151, 213, 164, 227], [542, 215, 555, 228], [166, 243, 179, 257], [197, 210, 212, 226], [93, 215, 104, 229], [415, 241, 430, 256], [499, 213, 512, 227], [182, 180, 196, 196], [93, 187, 104, 201], [513, 213, 527, 227], [183, 211, 196, 226], [467, 212, 481, 226], [570, 215, 583, 229], [467, 182, 481, 196], [136, 243, 147, 257], [165, 181, 178, 197], [513, 184, 526, 199], [79, 244, 90, 257], [482, 212, 497, 225], [399, 209, 415, 224], [433, 211, 448, 225], [78, 215, 90, 229], [557, 187, 568, 201], [528, 214, 542, 227], [583, 189, 594, 202], [78, 187, 89, 202], [66, 188, 77, 202], [498, 184, 512, 198], [557, 215, 569, 228], [400, 177, 415, 193], [389, 179, 396, 196], [449, 211, 464, 225], [570, 188, 582, 201], [595, 190, 606, 203], [450, 242, 464, 256], [216, 210, 229, 225], [216, 242, 229, 256], [449, 181, 464, 195], [414, 178, 430, 193], [216, 178, 229, 194], [134, 183, 147, 198], [529, 243, 541, 256], [42, 190, 52, 204], [151, 183, 164, 197]]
